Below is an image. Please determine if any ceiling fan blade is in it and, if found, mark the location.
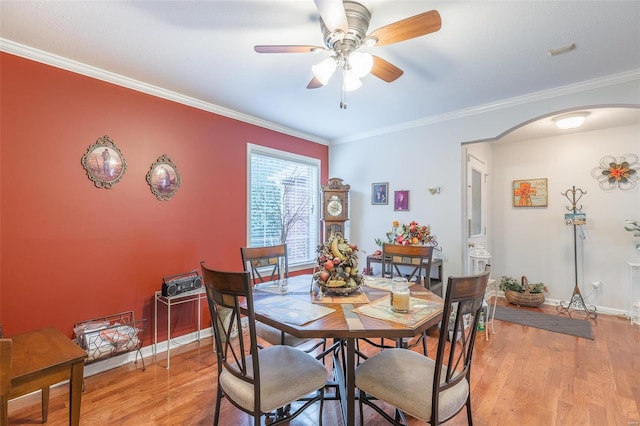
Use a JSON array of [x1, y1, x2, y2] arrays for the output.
[[314, 0, 349, 33], [307, 76, 324, 89], [371, 55, 404, 83], [368, 10, 442, 47], [254, 45, 325, 53]]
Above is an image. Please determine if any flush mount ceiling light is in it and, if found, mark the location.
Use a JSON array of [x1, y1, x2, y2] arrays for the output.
[[553, 112, 590, 130]]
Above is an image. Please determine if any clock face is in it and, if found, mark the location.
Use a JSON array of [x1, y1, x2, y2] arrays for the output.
[[327, 195, 343, 217]]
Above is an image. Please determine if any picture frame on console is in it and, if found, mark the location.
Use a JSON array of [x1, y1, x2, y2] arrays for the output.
[[372, 182, 389, 205]]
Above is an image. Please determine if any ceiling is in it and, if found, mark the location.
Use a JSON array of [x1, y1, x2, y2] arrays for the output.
[[1, 1, 639, 144]]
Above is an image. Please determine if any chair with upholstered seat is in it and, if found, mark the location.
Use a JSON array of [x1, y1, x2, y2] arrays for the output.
[[360, 243, 436, 356], [381, 243, 438, 294], [356, 269, 490, 426], [200, 262, 327, 426], [241, 245, 325, 353]]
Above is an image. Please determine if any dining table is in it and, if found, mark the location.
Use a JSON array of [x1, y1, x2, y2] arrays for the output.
[[249, 274, 444, 426]]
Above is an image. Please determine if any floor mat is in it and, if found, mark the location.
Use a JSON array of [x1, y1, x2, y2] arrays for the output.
[[493, 305, 593, 340]]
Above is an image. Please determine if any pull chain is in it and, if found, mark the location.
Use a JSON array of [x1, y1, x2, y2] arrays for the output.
[[340, 68, 347, 109]]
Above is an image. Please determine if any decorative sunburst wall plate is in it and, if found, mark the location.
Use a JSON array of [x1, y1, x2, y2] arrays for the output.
[[591, 153, 639, 191]]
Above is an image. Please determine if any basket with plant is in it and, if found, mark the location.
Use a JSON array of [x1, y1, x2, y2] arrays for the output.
[[500, 275, 547, 307]]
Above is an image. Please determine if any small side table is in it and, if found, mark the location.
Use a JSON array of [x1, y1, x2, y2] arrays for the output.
[[154, 288, 207, 369], [629, 262, 640, 325]]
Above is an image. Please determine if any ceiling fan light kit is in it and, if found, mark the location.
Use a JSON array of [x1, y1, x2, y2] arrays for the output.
[[312, 57, 338, 85], [553, 111, 590, 130], [255, 0, 442, 109], [348, 51, 373, 78], [312, 51, 372, 90], [342, 68, 362, 91]]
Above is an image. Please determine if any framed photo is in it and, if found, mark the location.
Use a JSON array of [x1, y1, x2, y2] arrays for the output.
[[394, 190, 410, 211], [81, 135, 127, 189], [513, 178, 548, 207], [371, 182, 389, 205], [146, 154, 181, 200]]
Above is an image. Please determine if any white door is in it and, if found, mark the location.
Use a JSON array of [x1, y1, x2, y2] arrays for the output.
[[465, 151, 488, 274]]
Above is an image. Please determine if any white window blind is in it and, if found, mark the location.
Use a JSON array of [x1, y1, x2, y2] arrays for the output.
[[247, 144, 320, 267]]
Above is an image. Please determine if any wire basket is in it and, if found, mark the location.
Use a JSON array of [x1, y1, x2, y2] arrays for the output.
[[504, 276, 545, 307]]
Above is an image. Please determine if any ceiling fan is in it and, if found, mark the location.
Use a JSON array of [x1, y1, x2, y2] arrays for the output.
[[254, 0, 441, 108]]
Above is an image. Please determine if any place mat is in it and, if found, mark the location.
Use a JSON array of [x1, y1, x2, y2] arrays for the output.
[[363, 277, 433, 296], [353, 296, 443, 327], [312, 288, 369, 304], [254, 278, 310, 294], [253, 296, 335, 326], [342, 304, 365, 330], [362, 276, 393, 291]]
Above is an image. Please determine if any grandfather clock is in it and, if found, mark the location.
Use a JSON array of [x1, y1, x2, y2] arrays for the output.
[[321, 178, 350, 241]]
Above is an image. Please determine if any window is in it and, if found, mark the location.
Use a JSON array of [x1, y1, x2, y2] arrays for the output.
[[247, 144, 320, 268]]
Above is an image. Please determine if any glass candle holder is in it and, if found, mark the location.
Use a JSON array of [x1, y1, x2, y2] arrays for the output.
[[391, 277, 410, 313]]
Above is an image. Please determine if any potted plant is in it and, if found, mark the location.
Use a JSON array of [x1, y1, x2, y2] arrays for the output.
[[624, 220, 640, 251], [499, 275, 547, 307]]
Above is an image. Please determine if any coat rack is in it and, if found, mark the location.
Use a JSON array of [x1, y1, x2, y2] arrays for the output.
[[557, 186, 597, 321]]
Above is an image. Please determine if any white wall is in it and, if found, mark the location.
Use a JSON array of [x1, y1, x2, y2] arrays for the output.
[[491, 124, 640, 312], [329, 76, 640, 313]]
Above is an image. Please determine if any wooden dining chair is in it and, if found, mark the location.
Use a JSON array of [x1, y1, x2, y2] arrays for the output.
[[240, 245, 325, 354], [381, 243, 439, 295], [356, 269, 490, 426], [360, 243, 437, 356], [200, 262, 326, 426], [1, 338, 12, 425]]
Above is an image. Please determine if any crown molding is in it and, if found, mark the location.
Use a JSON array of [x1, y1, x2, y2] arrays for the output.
[[332, 69, 640, 145], [0, 38, 330, 146], [3, 38, 637, 147]]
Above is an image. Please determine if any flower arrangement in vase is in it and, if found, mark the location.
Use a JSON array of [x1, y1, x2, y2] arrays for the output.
[[314, 233, 363, 294], [375, 220, 438, 248]]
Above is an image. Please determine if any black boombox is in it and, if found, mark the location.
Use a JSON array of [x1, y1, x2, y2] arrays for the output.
[[162, 270, 202, 297]]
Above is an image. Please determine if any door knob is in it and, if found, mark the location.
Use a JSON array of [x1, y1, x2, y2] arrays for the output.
[[468, 242, 475, 248]]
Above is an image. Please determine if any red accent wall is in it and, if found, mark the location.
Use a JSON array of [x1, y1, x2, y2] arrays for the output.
[[0, 53, 328, 339]]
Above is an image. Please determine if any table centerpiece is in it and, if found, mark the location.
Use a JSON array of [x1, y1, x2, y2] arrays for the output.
[[314, 232, 364, 295]]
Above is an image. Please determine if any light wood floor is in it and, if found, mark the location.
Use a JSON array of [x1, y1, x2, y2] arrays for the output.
[[8, 299, 640, 425]]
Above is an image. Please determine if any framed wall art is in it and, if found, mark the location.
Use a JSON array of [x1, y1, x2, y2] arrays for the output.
[[513, 178, 548, 207], [81, 135, 127, 189], [146, 154, 181, 200], [394, 190, 410, 211], [371, 182, 389, 205]]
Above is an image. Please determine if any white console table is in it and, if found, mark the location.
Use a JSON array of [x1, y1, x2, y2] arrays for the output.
[[154, 288, 207, 369], [629, 262, 640, 325]]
